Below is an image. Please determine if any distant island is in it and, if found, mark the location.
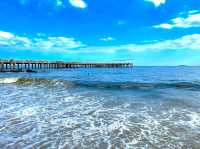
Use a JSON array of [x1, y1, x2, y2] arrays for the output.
[[178, 65, 189, 67]]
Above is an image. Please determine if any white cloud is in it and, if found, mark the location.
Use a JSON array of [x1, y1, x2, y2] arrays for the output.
[[128, 34, 200, 51], [35, 37, 85, 50], [69, 0, 87, 9], [80, 34, 200, 53], [129, 34, 200, 51], [0, 31, 14, 39], [19, 0, 88, 9], [145, 0, 166, 7], [0, 31, 85, 53], [19, 0, 65, 8], [154, 12, 200, 29], [188, 10, 199, 14], [100, 37, 115, 42], [0, 30, 199, 54], [155, 23, 172, 29], [56, 0, 64, 7], [0, 31, 31, 48]]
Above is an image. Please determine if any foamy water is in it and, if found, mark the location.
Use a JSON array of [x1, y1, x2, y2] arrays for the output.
[[0, 78, 19, 84], [0, 67, 200, 148]]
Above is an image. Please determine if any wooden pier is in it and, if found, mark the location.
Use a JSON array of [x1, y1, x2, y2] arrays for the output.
[[0, 60, 133, 71]]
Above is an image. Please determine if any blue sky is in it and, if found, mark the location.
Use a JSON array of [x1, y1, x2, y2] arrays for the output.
[[0, 0, 200, 65]]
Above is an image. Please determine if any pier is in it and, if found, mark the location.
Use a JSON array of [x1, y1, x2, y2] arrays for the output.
[[0, 60, 133, 71]]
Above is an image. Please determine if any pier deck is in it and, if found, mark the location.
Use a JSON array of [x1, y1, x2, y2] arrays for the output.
[[0, 60, 133, 71]]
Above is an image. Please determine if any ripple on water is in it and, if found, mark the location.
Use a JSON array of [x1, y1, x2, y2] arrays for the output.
[[0, 82, 200, 148]]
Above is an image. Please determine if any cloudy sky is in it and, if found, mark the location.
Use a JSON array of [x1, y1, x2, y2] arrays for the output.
[[0, 0, 199, 65]]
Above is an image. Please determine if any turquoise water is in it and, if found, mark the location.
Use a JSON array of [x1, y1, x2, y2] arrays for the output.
[[0, 67, 200, 148]]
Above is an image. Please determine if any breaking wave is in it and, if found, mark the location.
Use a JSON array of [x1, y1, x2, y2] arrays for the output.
[[0, 78, 19, 84], [1, 77, 200, 90]]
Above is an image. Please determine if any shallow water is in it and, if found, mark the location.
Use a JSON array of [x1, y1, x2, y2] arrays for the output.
[[0, 67, 200, 149]]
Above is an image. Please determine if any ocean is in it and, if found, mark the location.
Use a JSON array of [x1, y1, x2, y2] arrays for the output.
[[0, 67, 200, 149]]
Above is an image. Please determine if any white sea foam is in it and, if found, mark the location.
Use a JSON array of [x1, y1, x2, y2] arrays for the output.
[[187, 112, 200, 128], [21, 107, 37, 117], [0, 78, 19, 84], [0, 77, 200, 148]]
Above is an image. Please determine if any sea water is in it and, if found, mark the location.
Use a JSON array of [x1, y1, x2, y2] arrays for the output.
[[0, 67, 200, 148]]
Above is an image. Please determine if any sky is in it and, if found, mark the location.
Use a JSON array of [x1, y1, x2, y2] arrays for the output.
[[0, 0, 200, 66]]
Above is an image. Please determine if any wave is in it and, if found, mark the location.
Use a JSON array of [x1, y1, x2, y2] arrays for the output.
[[73, 81, 200, 90], [0, 77, 200, 90], [0, 78, 19, 84]]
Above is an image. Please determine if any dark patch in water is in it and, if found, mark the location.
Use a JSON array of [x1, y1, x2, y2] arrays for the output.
[[9, 77, 200, 91]]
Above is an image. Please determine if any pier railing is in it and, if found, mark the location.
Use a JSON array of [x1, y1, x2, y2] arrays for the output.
[[0, 60, 133, 71]]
